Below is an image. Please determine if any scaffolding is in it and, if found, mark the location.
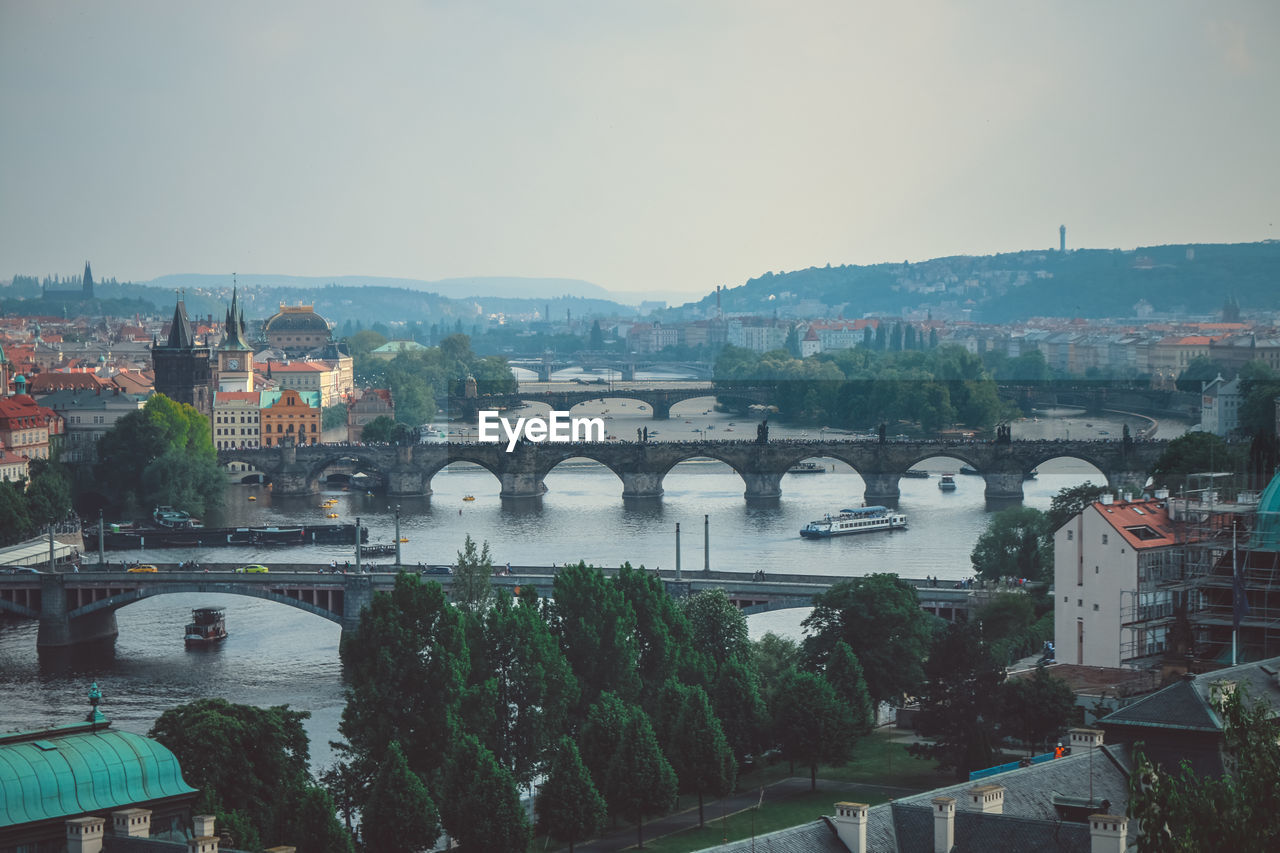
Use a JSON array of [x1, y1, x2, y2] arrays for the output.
[[1166, 473, 1280, 665]]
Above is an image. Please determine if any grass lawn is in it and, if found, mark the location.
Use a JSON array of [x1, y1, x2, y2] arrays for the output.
[[635, 788, 889, 853], [735, 727, 955, 794]]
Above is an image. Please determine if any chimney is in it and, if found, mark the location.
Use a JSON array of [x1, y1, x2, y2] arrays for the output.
[[966, 783, 1004, 814], [112, 808, 152, 838], [1154, 488, 1169, 500], [1089, 814, 1128, 853], [1100, 494, 1114, 505], [192, 815, 216, 838], [66, 815, 105, 853], [1122, 491, 1133, 503], [189, 837, 219, 853], [1070, 727, 1104, 751], [832, 802, 868, 853], [932, 797, 955, 853]]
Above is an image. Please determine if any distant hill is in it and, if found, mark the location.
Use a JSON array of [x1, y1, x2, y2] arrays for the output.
[[669, 241, 1280, 321], [144, 273, 619, 302]]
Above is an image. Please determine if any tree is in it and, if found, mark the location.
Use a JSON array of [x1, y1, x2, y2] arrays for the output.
[[823, 642, 874, 736], [1174, 355, 1224, 392], [1047, 482, 1109, 533], [753, 631, 801, 711], [360, 414, 397, 443], [604, 709, 677, 849], [772, 668, 858, 790], [360, 742, 439, 853], [0, 481, 34, 545], [711, 656, 766, 760], [578, 692, 632, 792], [683, 589, 751, 676], [451, 534, 494, 616], [614, 563, 707, 698], [1151, 432, 1245, 492], [998, 664, 1074, 756], [548, 562, 640, 712], [338, 573, 469, 792], [909, 622, 1005, 780], [1127, 687, 1280, 852], [970, 505, 1051, 582], [802, 574, 937, 706], [322, 404, 348, 431], [473, 590, 577, 786], [95, 394, 224, 515], [439, 734, 530, 853], [148, 699, 340, 847], [345, 329, 388, 357], [281, 784, 356, 853], [537, 737, 607, 853], [665, 685, 736, 827]]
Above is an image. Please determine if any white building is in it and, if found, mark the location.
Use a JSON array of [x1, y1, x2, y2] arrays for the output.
[[1054, 495, 1183, 668], [1200, 374, 1242, 436]]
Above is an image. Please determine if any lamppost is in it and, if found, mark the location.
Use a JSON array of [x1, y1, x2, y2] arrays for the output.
[[394, 504, 402, 567], [820, 427, 828, 442]]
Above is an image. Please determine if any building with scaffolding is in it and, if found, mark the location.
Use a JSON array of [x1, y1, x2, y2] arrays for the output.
[[1055, 472, 1280, 671]]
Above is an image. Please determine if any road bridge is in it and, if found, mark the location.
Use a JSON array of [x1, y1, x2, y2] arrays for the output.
[[219, 437, 1167, 503], [506, 353, 714, 382], [0, 568, 997, 648], [448, 384, 772, 420]]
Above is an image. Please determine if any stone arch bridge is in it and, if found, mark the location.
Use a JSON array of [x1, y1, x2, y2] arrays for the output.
[[219, 438, 1168, 503], [447, 385, 773, 421]]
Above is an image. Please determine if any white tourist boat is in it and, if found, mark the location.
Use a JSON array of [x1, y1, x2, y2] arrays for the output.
[[800, 505, 908, 538]]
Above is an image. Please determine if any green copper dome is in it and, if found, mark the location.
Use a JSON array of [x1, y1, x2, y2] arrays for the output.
[[0, 725, 197, 827], [1253, 471, 1280, 552]]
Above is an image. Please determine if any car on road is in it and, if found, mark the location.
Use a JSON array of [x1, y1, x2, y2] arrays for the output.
[[235, 564, 269, 574], [421, 565, 452, 575], [126, 565, 158, 573], [0, 566, 42, 574]]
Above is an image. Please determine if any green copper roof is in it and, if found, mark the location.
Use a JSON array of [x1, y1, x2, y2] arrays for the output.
[[0, 725, 197, 827], [1252, 471, 1280, 552]]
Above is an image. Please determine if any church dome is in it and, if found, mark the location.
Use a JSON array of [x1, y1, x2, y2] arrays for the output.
[[264, 305, 330, 334]]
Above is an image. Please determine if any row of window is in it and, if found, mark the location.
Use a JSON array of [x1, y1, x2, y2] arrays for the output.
[[66, 415, 106, 425], [214, 415, 258, 424]]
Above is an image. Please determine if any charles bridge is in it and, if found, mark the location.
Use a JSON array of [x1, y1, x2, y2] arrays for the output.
[[218, 437, 1168, 504], [446, 385, 773, 420], [0, 567, 996, 648]]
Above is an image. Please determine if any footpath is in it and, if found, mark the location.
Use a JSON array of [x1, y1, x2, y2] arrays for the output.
[[565, 776, 921, 853]]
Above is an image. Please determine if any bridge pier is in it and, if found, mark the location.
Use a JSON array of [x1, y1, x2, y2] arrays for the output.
[[742, 471, 783, 501], [341, 574, 375, 637], [500, 471, 548, 499], [862, 473, 901, 506], [36, 575, 119, 648], [622, 471, 664, 499], [649, 398, 672, 420], [982, 471, 1025, 502], [388, 446, 431, 497]]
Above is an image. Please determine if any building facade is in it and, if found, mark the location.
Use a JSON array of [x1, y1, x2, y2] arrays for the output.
[[259, 389, 320, 447], [212, 391, 262, 451], [37, 388, 147, 464], [347, 388, 394, 443], [215, 287, 255, 393], [0, 394, 63, 461], [151, 298, 215, 417], [263, 304, 331, 354]]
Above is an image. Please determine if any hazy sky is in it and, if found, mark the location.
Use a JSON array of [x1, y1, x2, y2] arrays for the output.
[[2, 1, 1276, 297]]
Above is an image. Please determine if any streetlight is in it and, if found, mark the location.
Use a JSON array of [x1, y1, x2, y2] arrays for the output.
[[394, 504, 401, 567]]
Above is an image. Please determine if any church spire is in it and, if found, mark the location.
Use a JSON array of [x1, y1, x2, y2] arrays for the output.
[[166, 291, 195, 349]]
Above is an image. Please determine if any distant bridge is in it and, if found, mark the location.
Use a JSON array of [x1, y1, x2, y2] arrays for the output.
[[0, 568, 994, 648], [506, 352, 714, 382], [218, 437, 1167, 503], [448, 384, 773, 420]]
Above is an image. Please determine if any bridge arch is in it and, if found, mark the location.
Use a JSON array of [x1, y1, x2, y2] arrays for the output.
[[65, 584, 345, 625], [305, 451, 391, 490], [0, 598, 38, 619], [420, 455, 506, 493], [535, 450, 627, 486]]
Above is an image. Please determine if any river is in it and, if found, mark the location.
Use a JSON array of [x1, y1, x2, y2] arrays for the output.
[[0, 398, 1188, 770]]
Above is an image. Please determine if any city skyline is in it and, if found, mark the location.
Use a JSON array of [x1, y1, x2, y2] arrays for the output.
[[2, 1, 1277, 298]]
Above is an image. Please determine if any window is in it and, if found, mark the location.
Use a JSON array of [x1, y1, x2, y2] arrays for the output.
[[1067, 530, 1073, 540], [1093, 603, 1099, 611], [1102, 534, 1109, 545], [1078, 599, 1083, 607]]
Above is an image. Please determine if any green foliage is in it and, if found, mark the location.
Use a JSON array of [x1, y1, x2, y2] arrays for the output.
[[802, 574, 938, 705], [1151, 432, 1246, 492], [578, 692, 632, 793], [549, 562, 640, 712], [359, 415, 397, 443], [772, 668, 859, 790], [970, 506, 1051, 582], [0, 481, 34, 545], [344, 329, 388, 357], [1046, 481, 1109, 533], [999, 665, 1074, 755], [614, 563, 708, 699], [662, 684, 736, 827], [360, 742, 438, 853], [451, 534, 494, 615], [604, 708, 678, 848], [711, 656, 767, 760], [752, 632, 801, 711], [338, 573, 469, 788], [281, 784, 356, 853], [1127, 687, 1280, 852], [537, 737, 607, 852], [823, 642, 875, 736], [439, 734, 530, 853], [1174, 355, 1224, 392], [473, 590, 577, 786], [148, 699, 329, 848], [715, 343, 1011, 432], [322, 404, 348, 430], [683, 588, 751, 676], [0, 459, 73, 545], [94, 393, 223, 515], [909, 622, 1005, 780]]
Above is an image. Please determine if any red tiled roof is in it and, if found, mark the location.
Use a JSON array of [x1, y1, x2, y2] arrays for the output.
[[1092, 499, 1181, 550]]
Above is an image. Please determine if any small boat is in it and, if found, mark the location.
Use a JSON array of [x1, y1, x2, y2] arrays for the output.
[[360, 543, 397, 557], [153, 506, 203, 529], [248, 495, 256, 501], [184, 607, 227, 647], [959, 465, 980, 476], [1024, 469, 1038, 480], [787, 461, 826, 475], [800, 506, 907, 538], [938, 474, 957, 491], [463, 495, 476, 502], [399, 537, 409, 543], [326, 512, 339, 518], [902, 469, 930, 479]]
